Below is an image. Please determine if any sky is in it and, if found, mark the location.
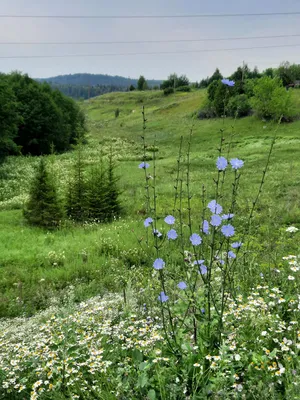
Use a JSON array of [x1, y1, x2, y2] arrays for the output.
[[1, 0, 300, 80]]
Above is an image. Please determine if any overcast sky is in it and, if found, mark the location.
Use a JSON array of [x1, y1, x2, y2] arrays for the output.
[[1, 0, 300, 80]]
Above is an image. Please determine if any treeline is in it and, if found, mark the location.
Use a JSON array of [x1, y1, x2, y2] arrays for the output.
[[198, 62, 299, 121], [24, 147, 122, 229], [198, 62, 300, 89], [38, 73, 162, 87], [48, 84, 128, 100], [0, 72, 86, 163]]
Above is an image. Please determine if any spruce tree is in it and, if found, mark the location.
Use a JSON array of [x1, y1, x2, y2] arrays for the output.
[[24, 158, 64, 228], [105, 151, 122, 220], [66, 142, 87, 222], [86, 163, 109, 222]]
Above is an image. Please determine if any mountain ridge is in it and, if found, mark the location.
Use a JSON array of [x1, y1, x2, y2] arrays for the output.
[[37, 73, 162, 87]]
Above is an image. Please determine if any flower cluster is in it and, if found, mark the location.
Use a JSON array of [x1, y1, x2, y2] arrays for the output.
[[0, 294, 163, 399]]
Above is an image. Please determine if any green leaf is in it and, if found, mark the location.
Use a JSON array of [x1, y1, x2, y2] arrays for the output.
[[138, 373, 148, 388], [139, 362, 147, 371], [147, 389, 156, 400], [132, 349, 143, 362]]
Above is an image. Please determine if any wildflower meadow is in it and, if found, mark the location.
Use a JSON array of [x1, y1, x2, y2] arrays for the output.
[[1, 80, 300, 399]]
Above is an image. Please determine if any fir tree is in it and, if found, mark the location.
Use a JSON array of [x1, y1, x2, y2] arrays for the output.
[[66, 142, 87, 221], [86, 161, 110, 222], [106, 151, 122, 220], [24, 158, 64, 228]]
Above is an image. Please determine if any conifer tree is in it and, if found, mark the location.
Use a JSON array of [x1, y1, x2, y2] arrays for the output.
[[105, 151, 122, 220], [86, 163, 109, 222], [24, 158, 64, 228], [66, 142, 87, 221]]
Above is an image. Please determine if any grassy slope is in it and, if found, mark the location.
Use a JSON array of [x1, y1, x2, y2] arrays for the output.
[[1, 88, 300, 317]]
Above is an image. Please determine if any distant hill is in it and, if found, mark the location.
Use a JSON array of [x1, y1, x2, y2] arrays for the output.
[[37, 73, 162, 87], [36, 73, 162, 100]]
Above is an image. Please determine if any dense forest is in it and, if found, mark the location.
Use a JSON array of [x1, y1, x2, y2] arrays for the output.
[[0, 72, 86, 162], [37, 73, 162, 99]]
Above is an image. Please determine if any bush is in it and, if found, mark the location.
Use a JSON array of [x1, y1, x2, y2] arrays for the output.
[[251, 76, 295, 121], [176, 85, 191, 92], [227, 94, 251, 117], [163, 87, 174, 96], [198, 102, 217, 119]]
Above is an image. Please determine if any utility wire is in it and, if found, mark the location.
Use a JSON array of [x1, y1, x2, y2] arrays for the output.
[[0, 12, 300, 19], [2, 43, 300, 59], [2, 33, 300, 45]]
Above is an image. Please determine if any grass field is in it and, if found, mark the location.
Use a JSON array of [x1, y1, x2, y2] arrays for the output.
[[1, 88, 300, 398]]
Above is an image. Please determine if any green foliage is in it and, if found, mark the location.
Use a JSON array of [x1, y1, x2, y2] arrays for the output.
[[207, 80, 236, 116], [66, 143, 87, 222], [161, 74, 189, 90], [2, 72, 86, 156], [105, 151, 122, 220], [24, 158, 64, 228], [0, 75, 19, 163], [137, 76, 148, 91], [251, 76, 294, 120], [207, 67, 223, 85], [227, 94, 251, 117], [129, 84, 136, 91], [163, 87, 174, 96], [175, 85, 191, 92]]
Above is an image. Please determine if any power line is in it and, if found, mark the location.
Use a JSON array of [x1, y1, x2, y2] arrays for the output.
[[2, 43, 300, 59], [1, 12, 300, 19], [2, 33, 300, 45]]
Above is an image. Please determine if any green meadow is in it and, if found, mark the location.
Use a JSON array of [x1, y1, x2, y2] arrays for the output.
[[1, 88, 300, 399], [1, 89, 300, 317]]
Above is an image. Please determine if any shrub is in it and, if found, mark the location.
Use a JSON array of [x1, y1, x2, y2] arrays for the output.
[[24, 158, 64, 228], [176, 85, 191, 92], [198, 102, 217, 119], [163, 87, 174, 96], [227, 94, 251, 117], [115, 108, 120, 118], [251, 76, 295, 121]]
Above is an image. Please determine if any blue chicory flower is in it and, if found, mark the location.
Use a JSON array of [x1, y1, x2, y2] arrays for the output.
[[139, 162, 150, 169], [222, 78, 235, 87], [230, 158, 244, 170], [199, 265, 208, 275], [158, 292, 169, 302], [208, 200, 223, 215], [167, 229, 178, 240], [177, 281, 187, 290], [222, 214, 234, 220], [202, 220, 210, 235], [228, 251, 236, 259], [221, 224, 235, 237], [153, 258, 165, 270], [164, 215, 175, 225], [232, 242, 242, 249], [210, 214, 222, 227], [153, 229, 163, 238], [201, 308, 205, 314], [144, 217, 153, 227], [190, 233, 202, 246], [194, 259, 205, 265], [216, 156, 228, 171]]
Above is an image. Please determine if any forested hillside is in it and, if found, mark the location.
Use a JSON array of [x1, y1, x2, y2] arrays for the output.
[[37, 73, 162, 99]]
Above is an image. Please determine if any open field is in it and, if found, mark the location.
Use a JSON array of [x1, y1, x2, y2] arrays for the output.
[[1, 89, 300, 398]]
